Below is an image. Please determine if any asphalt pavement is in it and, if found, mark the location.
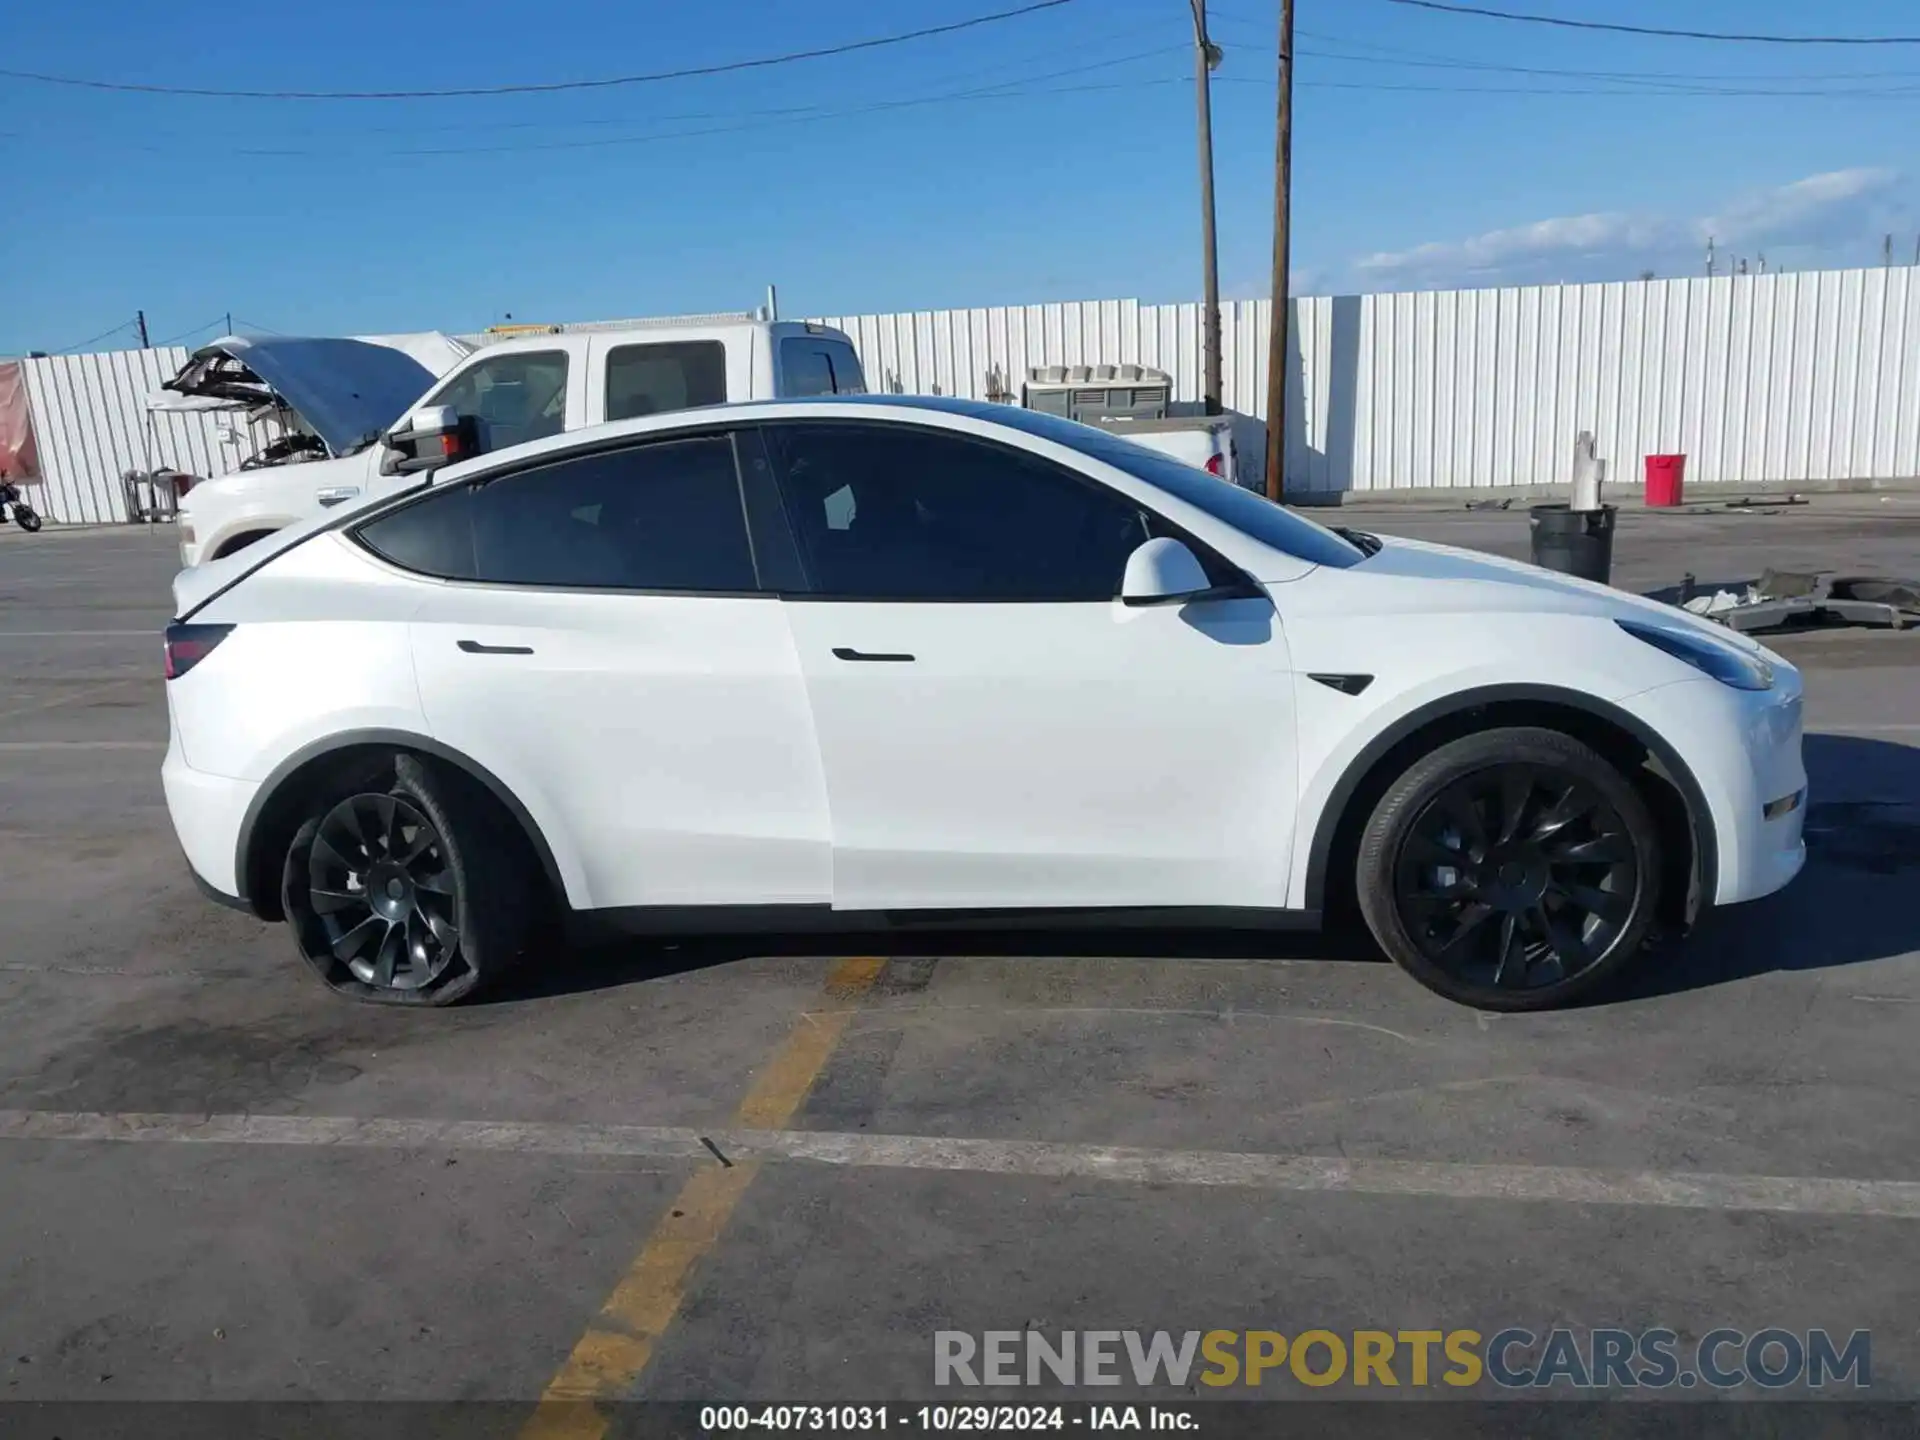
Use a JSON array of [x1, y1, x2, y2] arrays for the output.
[[0, 504, 1916, 1428]]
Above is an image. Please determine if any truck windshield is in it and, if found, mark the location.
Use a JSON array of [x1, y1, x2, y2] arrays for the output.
[[987, 407, 1366, 569]]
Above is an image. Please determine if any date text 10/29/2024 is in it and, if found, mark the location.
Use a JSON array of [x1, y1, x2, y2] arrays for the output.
[[701, 1407, 1190, 1432]]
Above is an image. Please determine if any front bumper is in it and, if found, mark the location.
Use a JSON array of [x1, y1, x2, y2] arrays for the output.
[[1625, 674, 1807, 908], [162, 737, 260, 905]]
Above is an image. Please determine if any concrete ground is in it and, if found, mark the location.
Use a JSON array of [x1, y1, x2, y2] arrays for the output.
[[0, 506, 1916, 1424]]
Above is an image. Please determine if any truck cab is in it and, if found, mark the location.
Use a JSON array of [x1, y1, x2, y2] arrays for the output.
[[176, 318, 865, 568]]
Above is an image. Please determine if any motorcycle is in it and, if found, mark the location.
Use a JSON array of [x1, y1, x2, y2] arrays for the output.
[[0, 476, 41, 532]]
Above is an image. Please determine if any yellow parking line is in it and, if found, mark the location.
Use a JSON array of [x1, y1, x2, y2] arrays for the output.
[[521, 954, 889, 1440]]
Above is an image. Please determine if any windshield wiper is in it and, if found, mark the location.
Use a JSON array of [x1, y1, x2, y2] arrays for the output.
[[1333, 525, 1382, 557]]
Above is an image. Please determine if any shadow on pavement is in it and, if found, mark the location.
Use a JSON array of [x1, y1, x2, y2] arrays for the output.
[[490, 921, 1381, 1007], [490, 733, 1919, 1008], [1614, 732, 1920, 1001]]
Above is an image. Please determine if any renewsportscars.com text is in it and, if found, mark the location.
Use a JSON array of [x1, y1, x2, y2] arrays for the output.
[[934, 1328, 1871, 1391]]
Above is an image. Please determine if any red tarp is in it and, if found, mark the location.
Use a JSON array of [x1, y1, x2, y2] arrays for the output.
[[0, 361, 40, 482]]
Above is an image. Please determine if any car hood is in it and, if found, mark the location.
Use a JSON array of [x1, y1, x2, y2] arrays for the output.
[[1308, 531, 1771, 649], [160, 336, 440, 457]]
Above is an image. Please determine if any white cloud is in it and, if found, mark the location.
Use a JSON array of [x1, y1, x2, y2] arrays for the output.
[[1355, 211, 1672, 282], [1696, 167, 1899, 246], [1344, 168, 1910, 290]]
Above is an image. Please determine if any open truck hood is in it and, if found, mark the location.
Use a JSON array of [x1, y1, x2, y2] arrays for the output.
[[159, 336, 442, 457]]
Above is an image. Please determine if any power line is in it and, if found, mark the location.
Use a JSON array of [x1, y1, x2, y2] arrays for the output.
[[0, 0, 1077, 100], [151, 316, 229, 348], [22, 52, 1920, 169], [0, 35, 1187, 144], [51, 319, 139, 354], [1269, 25, 1920, 84], [40, 63, 1192, 160], [1377, 0, 1920, 46]]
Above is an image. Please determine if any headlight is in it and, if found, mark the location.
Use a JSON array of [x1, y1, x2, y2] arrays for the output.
[[1617, 619, 1774, 691]]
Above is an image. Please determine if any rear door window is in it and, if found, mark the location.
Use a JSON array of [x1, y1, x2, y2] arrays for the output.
[[604, 341, 729, 421]]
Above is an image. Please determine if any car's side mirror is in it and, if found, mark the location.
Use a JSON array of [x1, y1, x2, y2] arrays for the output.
[[380, 405, 479, 477], [1120, 537, 1214, 607]]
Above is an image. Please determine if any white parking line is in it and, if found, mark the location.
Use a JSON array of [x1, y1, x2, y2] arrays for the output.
[[0, 740, 165, 753], [3, 1108, 1916, 1220], [0, 740, 164, 752]]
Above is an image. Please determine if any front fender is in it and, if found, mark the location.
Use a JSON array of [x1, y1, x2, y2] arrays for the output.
[[1287, 679, 1717, 914]]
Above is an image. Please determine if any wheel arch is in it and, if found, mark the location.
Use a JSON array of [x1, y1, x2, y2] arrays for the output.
[[233, 729, 571, 922], [1299, 683, 1717, 930]]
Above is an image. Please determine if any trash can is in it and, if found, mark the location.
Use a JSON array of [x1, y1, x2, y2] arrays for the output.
[[1529, 503, 1616, 585], [1645, 453, 1687, 508]]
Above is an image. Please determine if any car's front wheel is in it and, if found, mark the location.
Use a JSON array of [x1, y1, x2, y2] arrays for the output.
[[282, 755, 532, 1005], [1356, 726, 1661, 1011]]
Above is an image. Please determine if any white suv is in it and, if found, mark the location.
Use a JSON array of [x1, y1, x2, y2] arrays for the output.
[[162, 397, 1806, 1012]]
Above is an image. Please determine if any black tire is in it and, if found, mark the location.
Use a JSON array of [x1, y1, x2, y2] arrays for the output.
[[13, 505, 40, 532], [1355, 726, 1660, 1011], [282, 754, 533, 1005]]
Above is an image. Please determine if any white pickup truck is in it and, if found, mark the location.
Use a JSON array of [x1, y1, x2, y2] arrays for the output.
[[175, 317, 865, 566]]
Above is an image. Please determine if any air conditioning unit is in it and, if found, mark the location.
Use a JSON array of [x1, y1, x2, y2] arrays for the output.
[[1022, 364, 1171, 423]]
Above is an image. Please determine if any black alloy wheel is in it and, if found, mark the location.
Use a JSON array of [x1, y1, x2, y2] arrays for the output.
[[283, 755, 533, 1005], [306, 792, 460, 992], [1357, 727, 1661, 1010], [1396, 765, 1637, 991]]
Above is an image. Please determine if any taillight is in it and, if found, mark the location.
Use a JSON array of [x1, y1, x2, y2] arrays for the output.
[[1205, 452, 1225, 477], [164, 622, 233, 680]]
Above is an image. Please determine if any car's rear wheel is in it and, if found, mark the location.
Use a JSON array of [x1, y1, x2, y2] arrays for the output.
[[282, 755, 531, 1005], [1356, 727, 1661, 1011]]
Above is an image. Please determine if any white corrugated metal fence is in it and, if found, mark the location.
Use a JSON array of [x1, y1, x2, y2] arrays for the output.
[[817, 267, 1920, 497], [15, 267, 1919, 522]]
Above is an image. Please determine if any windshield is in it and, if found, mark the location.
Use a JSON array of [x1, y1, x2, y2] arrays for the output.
[[980, 406, 1367, 568]]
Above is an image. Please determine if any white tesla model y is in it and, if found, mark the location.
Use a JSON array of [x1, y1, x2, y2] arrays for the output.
[[162, 397, 1806, 1010]]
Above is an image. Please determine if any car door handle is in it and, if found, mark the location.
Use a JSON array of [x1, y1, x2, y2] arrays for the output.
[[457, 639, 535, 655], [832, 646, 915, 663], [315, 485, 361, 507]]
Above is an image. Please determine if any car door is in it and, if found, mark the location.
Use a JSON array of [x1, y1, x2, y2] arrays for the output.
[[357, 431, 830, 912], [758, 419, 1300, 914]]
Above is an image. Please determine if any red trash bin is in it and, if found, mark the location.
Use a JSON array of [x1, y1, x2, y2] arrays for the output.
[[1645, 453, 1686, 508]]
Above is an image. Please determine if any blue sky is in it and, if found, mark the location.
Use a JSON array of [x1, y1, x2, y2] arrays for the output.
[[2, 0, 1916, 355]]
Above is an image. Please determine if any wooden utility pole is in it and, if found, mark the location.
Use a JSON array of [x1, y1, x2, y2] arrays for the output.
[[135, 310, 150, 348], [1263, 0, 1296, 501], [1190, 0, 1223, 416]]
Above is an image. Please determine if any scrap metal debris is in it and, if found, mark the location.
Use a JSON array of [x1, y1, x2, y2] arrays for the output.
[[1676, 569, 1920, 633]]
